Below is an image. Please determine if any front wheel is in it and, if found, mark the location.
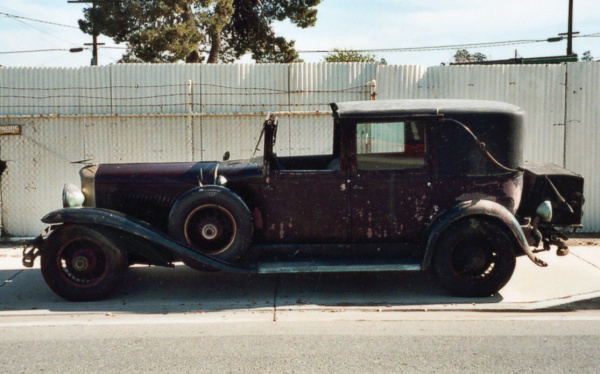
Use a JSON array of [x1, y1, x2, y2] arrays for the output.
[[433, 218, 516, 297], [41, 225, 127, 301]]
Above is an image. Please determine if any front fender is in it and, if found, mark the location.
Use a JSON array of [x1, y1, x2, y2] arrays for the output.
[[422, 199, 547, 269], [42, 208, 257, 273]]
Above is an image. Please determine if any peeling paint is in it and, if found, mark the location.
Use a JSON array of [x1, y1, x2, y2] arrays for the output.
[[253, 207, 263, 230]]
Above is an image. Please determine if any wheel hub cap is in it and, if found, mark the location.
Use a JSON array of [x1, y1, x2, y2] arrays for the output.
[[201, 224, 218, 240], [73, 256, 89, 271], [468, 253, 486, 270]]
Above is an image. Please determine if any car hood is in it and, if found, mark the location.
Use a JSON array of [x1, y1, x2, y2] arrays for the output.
[[93, 157, 262, 186]]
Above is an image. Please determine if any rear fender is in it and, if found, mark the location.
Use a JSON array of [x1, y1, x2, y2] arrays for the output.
[[422, 199, 547, 269], [41, 208, 257, 273]]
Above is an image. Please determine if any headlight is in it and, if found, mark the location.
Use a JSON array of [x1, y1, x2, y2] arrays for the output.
[[536, 200, 553, 223], [62, 183, 85, 208]]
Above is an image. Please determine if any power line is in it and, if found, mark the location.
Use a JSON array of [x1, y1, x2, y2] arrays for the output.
[[0, 48, 88, 55], [8, 16, 80, 48], [0, 11, 79, 29], [1, 33, 597, 57], [297, 34, 600, 54]]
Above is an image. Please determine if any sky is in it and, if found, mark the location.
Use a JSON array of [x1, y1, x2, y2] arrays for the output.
[[0, 0, 599, 68]]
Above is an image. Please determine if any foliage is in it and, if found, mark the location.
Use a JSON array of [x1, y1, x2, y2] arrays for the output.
[[78, 0, 320, 64], [581, 50, 594, 62], [323, 49, 387, 64], [453, 49, 488, 63]]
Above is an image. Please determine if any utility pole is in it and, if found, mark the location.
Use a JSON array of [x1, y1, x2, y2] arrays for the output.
[[558, 0, 578, 57], [567, 0, 574, 55], [68, 0, 104, 66]]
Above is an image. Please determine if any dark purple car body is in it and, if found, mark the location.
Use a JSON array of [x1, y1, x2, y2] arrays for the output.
[[25, 99, 585, 301]]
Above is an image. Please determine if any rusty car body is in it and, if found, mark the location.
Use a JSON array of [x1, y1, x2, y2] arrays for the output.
[[24, 99, 585, 301]]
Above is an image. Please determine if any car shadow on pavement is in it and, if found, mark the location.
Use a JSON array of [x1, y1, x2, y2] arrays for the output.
[[0, 266, 514, 314]]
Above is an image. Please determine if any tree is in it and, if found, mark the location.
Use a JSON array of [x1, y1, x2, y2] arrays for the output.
[[581, 50, 594, 62], [323, 49, 387, 64], [453, 49, 488, 63], [78, 0, 321, 64]]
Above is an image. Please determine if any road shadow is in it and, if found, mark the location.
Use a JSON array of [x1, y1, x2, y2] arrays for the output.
[[0, 266, 515, 314]]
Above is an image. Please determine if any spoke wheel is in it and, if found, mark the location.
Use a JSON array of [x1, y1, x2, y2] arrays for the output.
[[184, 205, 237, 255], [451, 238, 498, 281], [41, 225, 126, 302], [58, 239, 108, 287], [433, 218, 516, 297]]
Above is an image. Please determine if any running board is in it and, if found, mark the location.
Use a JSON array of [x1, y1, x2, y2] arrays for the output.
[[257, 259, 422, 274]]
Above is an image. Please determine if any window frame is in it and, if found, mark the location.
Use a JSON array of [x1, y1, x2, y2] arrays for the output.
[[349, 117, 432, 175]]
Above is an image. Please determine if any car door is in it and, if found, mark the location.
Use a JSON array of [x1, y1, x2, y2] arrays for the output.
[[256, 119, 349, 244], [259, 169, 349, 243], [349, 119, 432, 242]]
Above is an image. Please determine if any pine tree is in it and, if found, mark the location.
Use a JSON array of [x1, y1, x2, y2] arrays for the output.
[[78, 0, 320, 63]]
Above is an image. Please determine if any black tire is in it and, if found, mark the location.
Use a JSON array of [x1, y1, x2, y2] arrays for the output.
[[168, 187, 253, 265], [40, 225, 127, 302], [433, 218, 516, 297]]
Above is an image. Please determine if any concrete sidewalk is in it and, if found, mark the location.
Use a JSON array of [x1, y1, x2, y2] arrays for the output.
[[1, 245, 600, 317]]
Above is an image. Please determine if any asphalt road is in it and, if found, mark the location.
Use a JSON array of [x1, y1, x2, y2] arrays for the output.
[[1, 315, 600, 373], [2, 245, 600, 372]]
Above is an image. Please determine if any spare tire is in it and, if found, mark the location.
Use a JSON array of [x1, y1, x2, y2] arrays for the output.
[[168, 187, 253, 264]]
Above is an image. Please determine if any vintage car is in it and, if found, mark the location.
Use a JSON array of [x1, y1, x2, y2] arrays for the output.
[[23, 99, 585, 301]]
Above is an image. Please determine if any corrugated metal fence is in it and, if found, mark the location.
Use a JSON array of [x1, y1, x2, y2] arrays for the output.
[[0, 62, 598, 235]]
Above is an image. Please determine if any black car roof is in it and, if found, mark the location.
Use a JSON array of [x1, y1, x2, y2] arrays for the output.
[[330, 99, 524, 119]]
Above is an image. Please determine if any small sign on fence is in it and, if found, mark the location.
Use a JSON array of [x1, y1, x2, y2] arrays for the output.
[[0, 125, 21, 135]]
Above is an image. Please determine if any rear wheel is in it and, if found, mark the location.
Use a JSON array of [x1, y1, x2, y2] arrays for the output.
[[41, 225, 127, 301], [433, 218, 516, 297]]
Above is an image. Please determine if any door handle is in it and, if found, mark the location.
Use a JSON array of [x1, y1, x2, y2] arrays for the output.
[[353, 185, 364, 190]]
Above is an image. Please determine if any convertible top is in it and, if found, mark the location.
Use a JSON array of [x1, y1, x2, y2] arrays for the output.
[[330, 99, 524, 119]]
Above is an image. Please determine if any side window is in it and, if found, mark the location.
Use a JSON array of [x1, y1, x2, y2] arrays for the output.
[[356, 121, 425, 171], [273, 121, 339, 171]]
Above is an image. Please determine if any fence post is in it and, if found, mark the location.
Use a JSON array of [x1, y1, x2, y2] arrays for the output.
[[368, 79, 377, 101], [186, 79, 194, 161]]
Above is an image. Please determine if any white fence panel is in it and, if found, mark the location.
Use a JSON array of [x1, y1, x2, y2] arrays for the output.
[[287, 115, 334, 157], [200, 64, 289, 114], [81, 116, 116, 163], [0, 67, 80, 116], [376, 65, 428, 100], [0, 117, 84, 236], [289, 63, 376, 112], [565, 63, 600, 232], [200, 115, 265, 162], [110, 64, 193, 115], [79, 66, 113, 115], [0, 63, 597, 234], [81, 115, 193, 164], [111, 116, 193, 163]]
